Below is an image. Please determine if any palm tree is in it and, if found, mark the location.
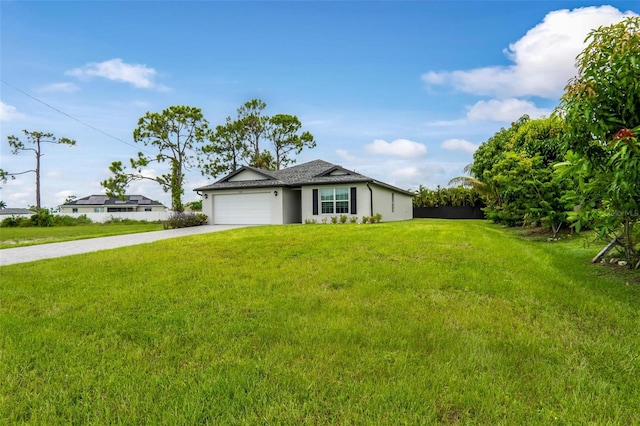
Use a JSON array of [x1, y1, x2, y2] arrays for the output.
[[0, 200, 6, 209]]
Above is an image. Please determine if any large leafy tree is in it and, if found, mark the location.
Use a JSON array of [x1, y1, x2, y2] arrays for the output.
[[102, 105, 211, 212], [5, 130, 76, 211], [471, 115, 571, 233], [556, 17, 640, 267]]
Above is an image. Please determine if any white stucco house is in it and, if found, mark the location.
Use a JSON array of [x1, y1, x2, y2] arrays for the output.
[[194, 159, 414, 225], [60, 195, 167, 214]]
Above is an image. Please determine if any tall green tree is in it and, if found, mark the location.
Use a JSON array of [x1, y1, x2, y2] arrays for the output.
[[199, 117, 248, 178], [556, 16, 640, 267], [200, 99, 316, 177], [268, 114, 316, 170], [471, 115, 571, 232], [237, 99, 269, 167], [5, 130, 76, 211], [102, 105, 211, 212]]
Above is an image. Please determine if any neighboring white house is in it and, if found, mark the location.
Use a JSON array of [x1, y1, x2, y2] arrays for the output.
[[0, 208, 33, 219], [194, 159, 414, 225], [60, 195, 167, 214]]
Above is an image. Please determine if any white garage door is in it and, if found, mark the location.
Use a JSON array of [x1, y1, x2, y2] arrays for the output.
[[213, 193, 272, 224]]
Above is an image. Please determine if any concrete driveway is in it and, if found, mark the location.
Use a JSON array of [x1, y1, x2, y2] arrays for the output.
[[0, 225, 249, 266]]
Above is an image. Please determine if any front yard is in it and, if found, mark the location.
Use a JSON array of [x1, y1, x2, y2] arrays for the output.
[[1, 220, 638, 424]]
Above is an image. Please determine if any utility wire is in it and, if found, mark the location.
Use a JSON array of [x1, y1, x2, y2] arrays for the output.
[[1, 79, 152, 154]]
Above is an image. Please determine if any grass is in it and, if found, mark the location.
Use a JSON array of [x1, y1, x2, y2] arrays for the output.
[[1, 220, 638, 424], [0, 222, 164, 249]]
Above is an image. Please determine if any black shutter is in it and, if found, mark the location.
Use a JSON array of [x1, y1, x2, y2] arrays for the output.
[[312, 189, 318, 215], [350, 187, 357, 214]]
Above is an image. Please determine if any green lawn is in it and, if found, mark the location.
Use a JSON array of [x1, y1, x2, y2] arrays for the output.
[[1, 220, 638, 424], [0, 223, 164, 249]]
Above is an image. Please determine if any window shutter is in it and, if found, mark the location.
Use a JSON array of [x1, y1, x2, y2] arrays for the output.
[[350, 187, 357, 214], [312, 189, 318, 215]]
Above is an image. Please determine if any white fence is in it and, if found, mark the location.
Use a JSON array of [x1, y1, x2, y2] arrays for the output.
[[58, 211, 173, 223]]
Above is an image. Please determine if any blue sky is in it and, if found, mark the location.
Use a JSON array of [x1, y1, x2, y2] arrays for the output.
[[1, 1, 638, 209]]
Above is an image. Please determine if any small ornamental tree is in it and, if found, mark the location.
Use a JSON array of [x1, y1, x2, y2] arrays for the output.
[[556, 17, 640, 267]]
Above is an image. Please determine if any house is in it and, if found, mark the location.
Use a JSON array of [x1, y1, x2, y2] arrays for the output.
[[0, 208, 33, 218], [194, 159, 414, 225], [59, 195, 167, 214]]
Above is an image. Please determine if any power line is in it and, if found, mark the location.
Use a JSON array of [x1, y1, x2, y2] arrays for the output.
[[1, 79, 150, 153]]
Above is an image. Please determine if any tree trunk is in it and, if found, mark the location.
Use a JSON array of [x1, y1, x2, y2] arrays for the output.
[[35, 136, 41, 211]]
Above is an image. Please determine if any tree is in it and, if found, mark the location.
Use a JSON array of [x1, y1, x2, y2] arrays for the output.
[[6, 130, 76, 211], [0, 200, 6, 209], [556, 17, 640, 268], [237, 99, 269, 167], [200, 99, 316, 177], [199, 117, 248, 178], [268, 114, 316, 170], [102, 105, 211, 212], [470, 115, 572, 232]]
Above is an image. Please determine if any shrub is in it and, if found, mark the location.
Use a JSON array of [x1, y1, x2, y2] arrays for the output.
[[361, 216, 370, 224], [165, 212, 208, 229], [373, 213, 383, 223], [1, 216, 26, 228], [52, 214, 93, 226], [30, 209, 53, 227], [339, 215, 348, 224], [330, 216, 338, 224], [304, 218, 318, 224], [350, 216, 358, 224]]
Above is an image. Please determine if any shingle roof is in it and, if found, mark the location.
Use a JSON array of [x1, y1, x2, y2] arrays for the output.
[[62, 195, 165, 207], [0, 208, 33, 215], [194, 159, 414, 195]]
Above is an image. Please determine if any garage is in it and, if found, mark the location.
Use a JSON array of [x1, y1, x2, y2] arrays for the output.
[[213, 193, 272, 224]]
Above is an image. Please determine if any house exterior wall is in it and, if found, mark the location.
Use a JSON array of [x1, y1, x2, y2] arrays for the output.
[[370, 185, 413, 221], [300, 183, 412, 222], [282, 188, 302, 224]]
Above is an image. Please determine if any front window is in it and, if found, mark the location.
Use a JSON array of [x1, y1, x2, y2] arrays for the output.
[[94, 207, 104, 213], [72, 208, 78, 213], [320, 188, 349, 214]]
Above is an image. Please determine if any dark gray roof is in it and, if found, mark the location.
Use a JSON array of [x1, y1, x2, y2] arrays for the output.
[[194, 159, 414, 195], [62, 195, 165, 207], [0, 208, 33, 215]]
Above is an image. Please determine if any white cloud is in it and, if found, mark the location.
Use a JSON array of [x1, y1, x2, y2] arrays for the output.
[[0, 101, 26, 122], [422, 6, 637, 99], [335, 149, 360, 162], [40, 82, 80, 93], [66, 58, 165, 89], [365, 138, 427, 158], [391, 166, 421, 180], [466, 99, 551, 122], [441, 139, 479, 154]]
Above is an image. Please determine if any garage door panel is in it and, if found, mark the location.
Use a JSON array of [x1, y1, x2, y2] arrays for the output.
[[213, 193, 271, 224]]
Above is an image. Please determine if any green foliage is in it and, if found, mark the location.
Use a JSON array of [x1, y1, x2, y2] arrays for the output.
[[471, 116, 572, 232], [185, 200, 203, 211], [30, 208, 53, 227], [556, 17, 640, 267], [413, 185, 483, 208], [164, 212, 208, 229], [51, 214, 93, 226], [102, 106, 211, 212], [200, 99, 316, 176], [1, 216, 26, 228]]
